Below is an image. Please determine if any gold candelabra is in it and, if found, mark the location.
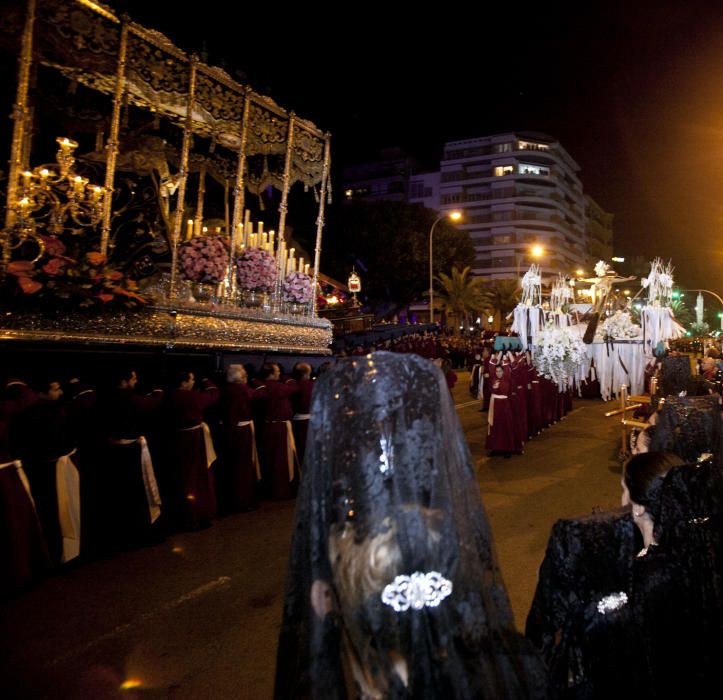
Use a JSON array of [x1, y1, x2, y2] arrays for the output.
[[2, 136, 105, 267]]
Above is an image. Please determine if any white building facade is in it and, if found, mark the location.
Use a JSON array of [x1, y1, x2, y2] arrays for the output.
[[439, 132, 589, 280]]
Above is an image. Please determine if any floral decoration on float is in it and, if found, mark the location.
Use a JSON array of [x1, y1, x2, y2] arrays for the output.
[[282, 270, 313, 313], [639, 258, 685, 354], [178, 235, 230, 303], [533, 321, 588, 391], [236, 246, 278, 307], [597, 310, 641, 341], [4, 236, 145, 309]]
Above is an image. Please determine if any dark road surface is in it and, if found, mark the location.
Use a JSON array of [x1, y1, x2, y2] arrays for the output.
[[1, 373, 623, 699]]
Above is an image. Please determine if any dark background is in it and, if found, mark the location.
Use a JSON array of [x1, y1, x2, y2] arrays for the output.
[[4, 0, 723, 290]]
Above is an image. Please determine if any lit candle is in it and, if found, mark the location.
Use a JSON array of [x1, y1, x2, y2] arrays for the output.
[[216, 226, 221, 233], [186, 219, 193, 240], [305, 263, 310, 275], [269, 231, 275, 250], [39, 168, 50, 179]]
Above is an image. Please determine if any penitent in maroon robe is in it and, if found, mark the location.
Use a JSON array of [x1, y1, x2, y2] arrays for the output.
[[167, 381, 219, 529], [257, 379, 299, 499], [219, 382, 259, 512], [485, 377, 520, 454], [0, 390, 51, 594]]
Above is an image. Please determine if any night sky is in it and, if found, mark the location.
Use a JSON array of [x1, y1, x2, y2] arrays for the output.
[[12, 0, 723, 289]]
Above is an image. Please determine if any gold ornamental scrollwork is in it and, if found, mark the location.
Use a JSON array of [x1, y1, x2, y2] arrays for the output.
[[39, 0, 119, 60]]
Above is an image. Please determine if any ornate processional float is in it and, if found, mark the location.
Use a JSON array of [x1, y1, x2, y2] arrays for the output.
[[512, 258, 685, 400], [0, 0, 332, 355]]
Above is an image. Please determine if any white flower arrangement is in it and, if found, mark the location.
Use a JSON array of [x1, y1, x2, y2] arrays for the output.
[[599, 310, 641, 340], [520, 264, 542, 306], [550, 274, 573, 314], [594, 260, 610, 278], [533, 322, 588, 391], [642, 258, 675, 307]]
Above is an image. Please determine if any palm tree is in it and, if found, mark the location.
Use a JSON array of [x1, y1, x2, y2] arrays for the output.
[[434, 266, 487, 331], [480, 279, 520, 329]]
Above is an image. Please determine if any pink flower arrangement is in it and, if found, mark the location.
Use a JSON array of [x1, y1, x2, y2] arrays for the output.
[[282, 271, 313, 304], [178, 235, 230, 284], [236, 247, 278, 292]]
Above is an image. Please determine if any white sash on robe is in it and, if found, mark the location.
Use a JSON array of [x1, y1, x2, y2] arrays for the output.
[[55, 449, 81, 563]]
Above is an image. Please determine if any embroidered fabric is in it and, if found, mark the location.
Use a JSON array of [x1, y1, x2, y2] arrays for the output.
[[275, 352, 546, 699], [527, 465, 723, 698], [648, 395, 722, 463]]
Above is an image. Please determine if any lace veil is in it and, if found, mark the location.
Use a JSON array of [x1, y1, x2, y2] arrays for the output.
[[648, 394, 721, 463], [274, 352, 545, 698]]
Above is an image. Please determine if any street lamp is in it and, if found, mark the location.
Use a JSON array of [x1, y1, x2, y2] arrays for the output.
[[429, 210, 462, 323], [517, 244, 545, 279]]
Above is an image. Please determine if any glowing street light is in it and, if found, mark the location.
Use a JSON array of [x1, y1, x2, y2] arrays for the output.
[[429, 210, 463, 323]]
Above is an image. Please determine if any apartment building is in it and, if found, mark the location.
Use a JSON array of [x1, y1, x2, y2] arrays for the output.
[[439, 132, 591, 280]]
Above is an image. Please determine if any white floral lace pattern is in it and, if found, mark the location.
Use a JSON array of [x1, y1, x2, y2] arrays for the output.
[[381, 571, 453, 612], [596, 591, 628, 615]]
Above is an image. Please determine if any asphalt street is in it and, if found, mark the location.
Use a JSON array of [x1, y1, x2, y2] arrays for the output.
[[0, 372, 624, 699]]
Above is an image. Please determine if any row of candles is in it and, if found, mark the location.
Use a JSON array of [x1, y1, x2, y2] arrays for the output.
[[185, 210, 311, 277]]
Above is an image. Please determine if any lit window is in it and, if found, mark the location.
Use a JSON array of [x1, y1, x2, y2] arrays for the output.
[[517, 140, 550, 151], [518, 163, 550, 176], [494, 165, 515, 177]]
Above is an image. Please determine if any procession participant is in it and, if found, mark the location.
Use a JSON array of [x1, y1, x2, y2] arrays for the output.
[[167, 371, 219, 529], [469, 354, 483, 401], [275, 352, 546, 698], [291, 362, 314, 468], [510, 354, 529, 443], [65, 377, 104, 556], [1, 380, 51, 594], [101, 368, 164, 549], [481, 346, 493, 411], [217, 364, 260, 513], [15, 379, 81, 565], [486, 365, 519, 457], [257, 363, 300, 500], [527, 353, 544, 437]]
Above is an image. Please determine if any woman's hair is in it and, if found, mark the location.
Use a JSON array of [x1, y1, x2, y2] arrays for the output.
[[329, 510, 443, 608], [328, 508, 445, 696], [623, 451, 684, 514]]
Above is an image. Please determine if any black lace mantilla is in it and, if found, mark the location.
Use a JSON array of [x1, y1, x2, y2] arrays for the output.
[[649, 394, 722, 463], [275, 352, 546, 699]]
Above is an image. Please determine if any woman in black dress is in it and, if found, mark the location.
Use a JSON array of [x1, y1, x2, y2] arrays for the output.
[[275, 352, 546, 699], [527, 450, 723, 698]]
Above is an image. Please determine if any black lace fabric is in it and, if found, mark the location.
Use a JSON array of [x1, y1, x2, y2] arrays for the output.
[[648, 394, 722, 463], [528, 465, 723, 699], [275, 352, 546, 699], [659, 355, 691, 396]]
